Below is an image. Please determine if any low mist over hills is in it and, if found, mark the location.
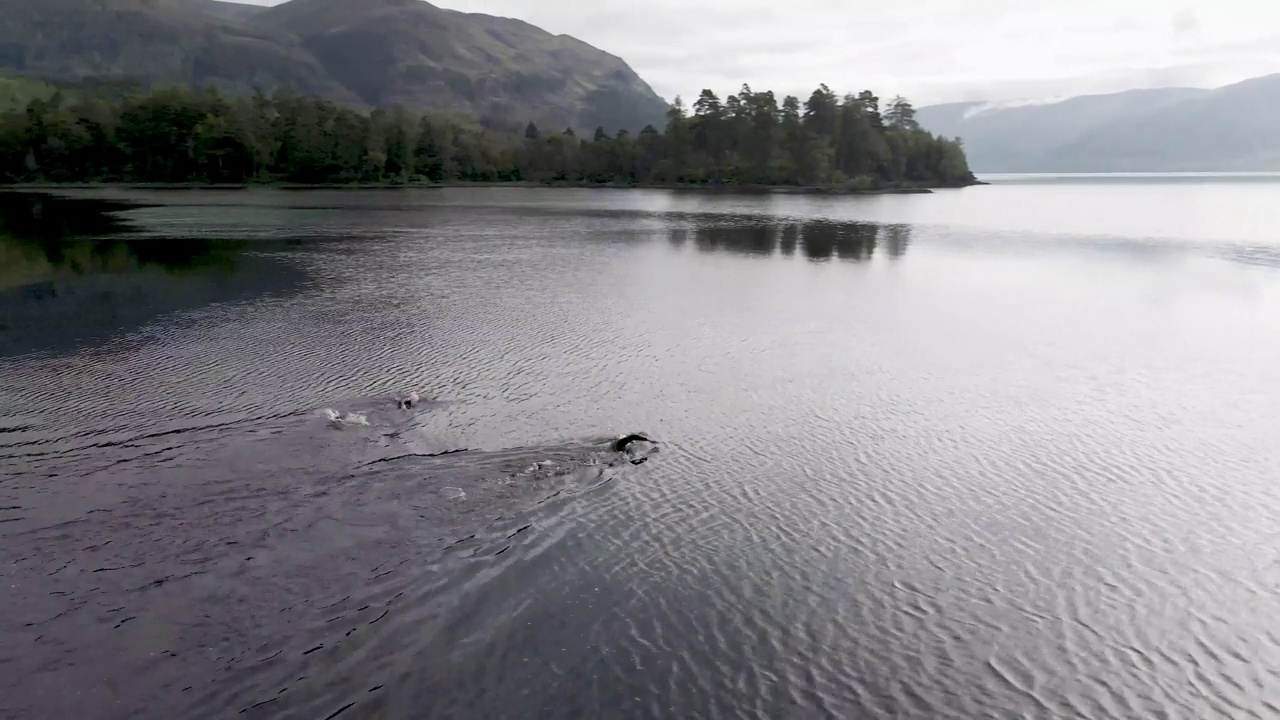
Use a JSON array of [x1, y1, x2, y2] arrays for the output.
[[0, 0, 671, 133], [917, 74, 1280, 173], [204, 0, 269, 22]]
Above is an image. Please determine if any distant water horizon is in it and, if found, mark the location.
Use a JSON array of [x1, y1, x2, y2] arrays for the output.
[[978, 170, 1280, 183]]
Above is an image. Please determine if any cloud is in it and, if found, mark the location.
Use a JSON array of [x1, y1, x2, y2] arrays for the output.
[[234, 0, 1280, 106], [1172, 9, 1200, 36]]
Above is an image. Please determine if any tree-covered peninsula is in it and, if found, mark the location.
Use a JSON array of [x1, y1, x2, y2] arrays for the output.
[[0, 83, 975, 190]]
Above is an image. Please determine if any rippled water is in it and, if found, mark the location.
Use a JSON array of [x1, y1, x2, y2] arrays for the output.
[[4, 178, 1280, 719]]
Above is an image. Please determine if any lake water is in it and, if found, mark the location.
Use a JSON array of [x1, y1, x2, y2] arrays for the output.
[[3, 177, 1280, 719]]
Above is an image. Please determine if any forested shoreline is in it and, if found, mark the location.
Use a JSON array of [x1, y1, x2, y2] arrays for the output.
[[0, 84, 976, 190]]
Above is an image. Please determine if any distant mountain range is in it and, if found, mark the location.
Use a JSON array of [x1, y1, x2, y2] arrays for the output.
[[917, 74, 1280, 173], [0, 0, 671, 133]]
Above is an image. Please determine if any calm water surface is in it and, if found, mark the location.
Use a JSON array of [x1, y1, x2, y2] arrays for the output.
[[3, 177, 1280, 719]]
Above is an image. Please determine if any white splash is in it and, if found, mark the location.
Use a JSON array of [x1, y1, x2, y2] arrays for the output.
[[322, 408, 369, 427]]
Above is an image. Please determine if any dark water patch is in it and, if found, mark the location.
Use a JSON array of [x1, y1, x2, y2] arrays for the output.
[[0, 399, 655, 719], [0, 190, 147, 240]]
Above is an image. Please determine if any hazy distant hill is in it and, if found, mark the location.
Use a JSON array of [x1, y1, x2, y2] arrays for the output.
[[0, 0, 671, 133], [917, 75, 1280, 172]]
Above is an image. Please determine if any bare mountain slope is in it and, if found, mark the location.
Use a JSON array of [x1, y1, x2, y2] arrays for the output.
[[0, 0, 357, 101], [254, 0, 670, 131]]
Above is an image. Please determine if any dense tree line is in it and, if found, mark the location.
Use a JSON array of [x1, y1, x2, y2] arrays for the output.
[[0, 84, 974, 188]]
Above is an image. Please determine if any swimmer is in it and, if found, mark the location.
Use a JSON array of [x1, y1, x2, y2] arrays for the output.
[[611, 433, 656, 452]]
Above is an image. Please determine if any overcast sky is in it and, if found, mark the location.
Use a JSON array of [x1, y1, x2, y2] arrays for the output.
[[240, 0, 1280, 106]]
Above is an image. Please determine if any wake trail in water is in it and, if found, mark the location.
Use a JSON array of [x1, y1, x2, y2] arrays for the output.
[[0, 394, 660, 720]]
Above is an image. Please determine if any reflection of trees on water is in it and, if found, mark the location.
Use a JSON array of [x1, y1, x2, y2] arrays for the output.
[[669, 216, 913, 262], [883, 224, 911, 258], [780, 224, 799, 255], [3, 234, 239, 279], [693, 222, 777, 256], [0, 192, 139, 240], [0, 192, 240, 284], [800, 221, 879, 261], [0, 191, 294, 358]]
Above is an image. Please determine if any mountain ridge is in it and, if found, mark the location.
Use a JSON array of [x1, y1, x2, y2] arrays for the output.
[[0, 0, 671, 134], [917, 75, 1280, 172]]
